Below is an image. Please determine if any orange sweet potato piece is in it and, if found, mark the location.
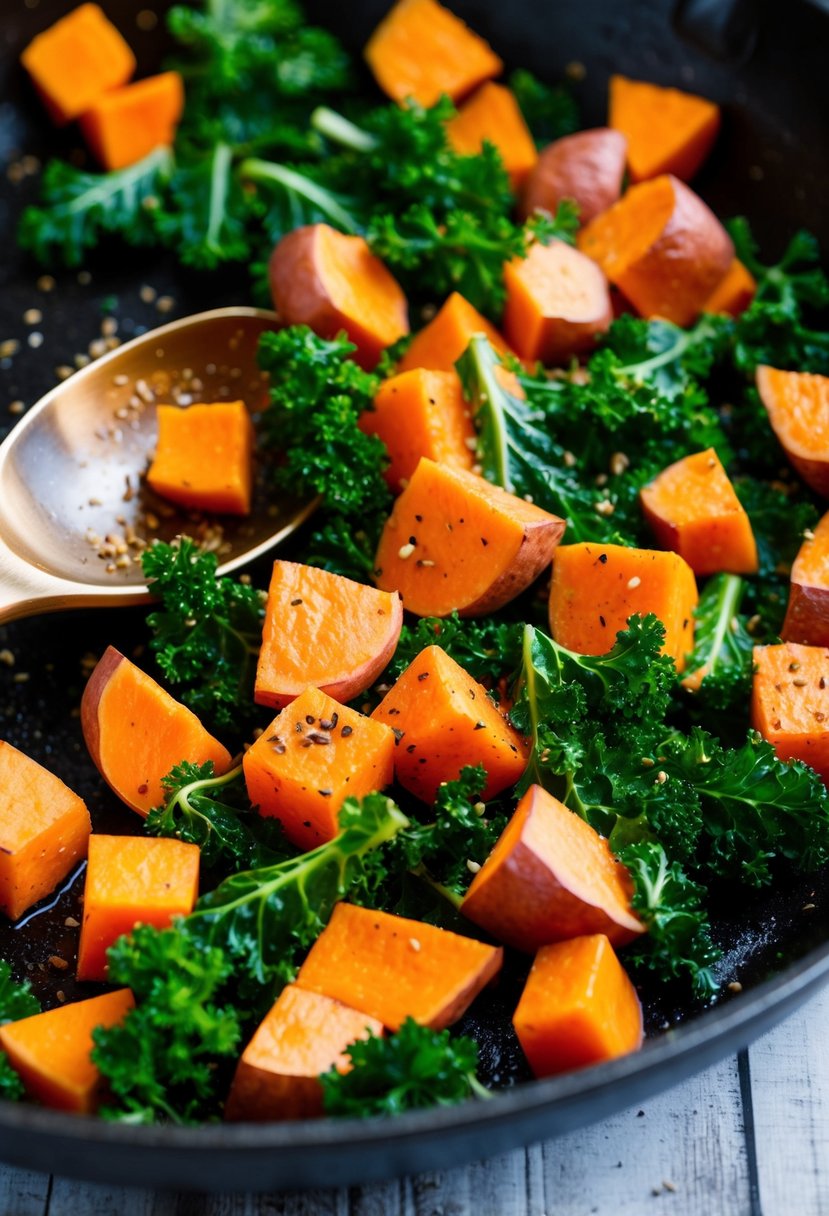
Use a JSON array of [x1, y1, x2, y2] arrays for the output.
[[360, 368, 476, 492], [0, 741, 91, 922], [782, 512, 829, 647], [81, 645, 232, 817], [254, 560, 403, 709], [0, 988, 134, 1113], [372, 644, 527, 802], [374, 458, 566, 617], [398, 292, 512, 374], [502, 239, 613, 365], [577, 175, 734, 327], [76, 835, 200, 982], [21, 3, 136, 126], [446, 83, 537, 190], [549, 542, 698, 671], [364, 0, 502, 107], [243, 686, 395, 851], [269, 224, 409, 371], [295, 902, 503, 1030], [640, 448, 758, 575], [751, 642, 829, 781], [703, 258, 757, 317], [513, 934, 643, 1077], [519, 128, 627, 226], [146, 400, 253, 515], [756, 366, 829, 496], [609, 75, 720, 183], [225, 984, 383, 1121], [461, 785, 643, 951], [79, 71, 184, 171]]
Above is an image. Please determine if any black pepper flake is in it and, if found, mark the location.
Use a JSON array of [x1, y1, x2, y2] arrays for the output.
[[341, 725, 354, 737], [295, 721, 304, 732], [599, 615, 607, 627], [374, 567, 383, 576], [319, 713, 338, 731], [305, 715, 316, 725], [418, 757, 427, 764], [301, 739, 313, 748], [290, 598, 303, 606], [821, 678, 826, 690], [417, 672, 430, 681], [683, 619, 689, 629], [474, 721, 486, 730], [271, 741, 286, 754], [481, 537, 489, 547], [306, 730, 331, 745], [318, 789, 332, 798], [598, 553, 608, 563], [406, 743, 417, 753], [266, 734, 281, 742], [415, 514, 423, 521], [387, 708, 400, 715], [137, 783, 148, 795], [392, 728, 404, 743], [409, 535, 417, 545]]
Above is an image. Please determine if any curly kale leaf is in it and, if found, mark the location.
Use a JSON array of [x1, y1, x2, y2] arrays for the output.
[[384, 614, 524, 694], [508, 68, 580, 147], [153, 144, 252, 269], [0, 962, 40, 1102]]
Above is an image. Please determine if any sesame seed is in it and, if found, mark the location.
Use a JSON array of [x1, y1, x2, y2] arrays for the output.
[[8, 400, 24, 415], [398, 542, 416, 559], [793, 678, 807, 687], [464, 436, 478, 450], [466, 859, 482, 874], [594, 499, 615, 517], [156, 295, 175, 314], [27, 332, 44, 349], [804, 528, 816, 541], [656, 770, 668, 784], [409, 937, 422, 952], [0, 649, 14, 666], [627, 576, 641, 590], [727, 981, 743, 993], [610, 452, 629, 476], [803, 903, 816, 911], [563, 450, 576, 468], [0, 340, 19, 359], [23, 308, 42, 325], [36, 275, 55, 293]]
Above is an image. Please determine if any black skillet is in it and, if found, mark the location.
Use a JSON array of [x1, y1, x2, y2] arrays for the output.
[[1, 0, 828, 1191]]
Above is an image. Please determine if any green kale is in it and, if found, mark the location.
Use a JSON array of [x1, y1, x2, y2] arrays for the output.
[[320, 1017, 486, 1117], [682, 574, 754, 712], [145, 761, 291, 870], [734, 479, 818, 637], [93, 924, 242, 1124], [153, 144, 252, 269], [142, 539, 265, 730], [384, 613, 525, 693], [0, 962, 40, 1102], [508, 68, 580, 147]]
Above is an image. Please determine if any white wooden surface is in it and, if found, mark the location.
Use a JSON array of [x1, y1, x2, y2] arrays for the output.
[[2, 985, 828, 1216]]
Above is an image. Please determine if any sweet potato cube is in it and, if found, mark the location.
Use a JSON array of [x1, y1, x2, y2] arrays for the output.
[[756, 366, 829, 497], [372, 644, 527, 802], [243, 687, 395, 851], [146, 400, 253, 515], [703, 258, 756, 317], [782, 512, 829, 647], [225, 984, 383, 1121], [461, 784, 643, 951], [502, 239, 613, 365], [76, 835, 200, 982], [398, 292, 512, 374], [0, 742, 91, 922], [0, 988, 134, 1113], [446, 83, 537, 190], [549, 542, 698, 671], [21, 3, 136, 126], [80, 71, 184, 172], [359, 368, 476, 493], [513, 935, 643, 1077], [751, 643, 829, 781], [296, 902, 503, 1030], [374, 458, 566, 617], [609, 75, 720, 183], [81, 646, 232, 817], [255, 561, 403, 709], [364, 0, 503, 107], [640, 448, 758, 575]]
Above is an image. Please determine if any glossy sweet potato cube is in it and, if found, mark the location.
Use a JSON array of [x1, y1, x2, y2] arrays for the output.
[[446, 82, 537, 189], [243, 687, 395, 851], [80, 71, 184, 171], [0, 988, 134, 1113], [0, 741, 91, 921], [146, 400, 253, 515], [225, 984, 383, 1121], [76, 835, 200, 982], [751, 643, 829, 781], [398, 292, 512, 374]]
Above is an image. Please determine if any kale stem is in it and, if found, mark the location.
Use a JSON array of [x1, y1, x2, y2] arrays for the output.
[[311, 106, 377, 153], [238, 158, 360, 233], [410, 864, 463, 910], [468, 1075, 493, 1101], [203, 143, 234, 258]]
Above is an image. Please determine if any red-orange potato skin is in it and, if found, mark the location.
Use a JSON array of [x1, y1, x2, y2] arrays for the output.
[[519, 128, 627, 225]]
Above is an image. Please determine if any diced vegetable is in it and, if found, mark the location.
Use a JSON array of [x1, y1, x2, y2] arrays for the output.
[[76, 836, 200, 982], [364, 0, 503, 106], [268, 224, 410, 371], [751, 642, 829, 781], [359, 368, 476, 492], [398, 292, 512, 374], [21, 3, 135, 125], [703, 258, 757, 317], [146, 401, 254, 515], [640, 448, 758, 575], [255, 560, 403, 709], [0, 742, 91, 922], [502, 239, 613, 364], [225, 985, 383, 1121], [782, 512, 829, 647], [578, 175, 734, 326], [243, 687, 395, 851], [374, 458, 566, 617], [548, 542, 698, 670], [372, 644, 527, 802], [295, 903, 503, 1030], [756, 365, 829, 495], [513, 935, 643, 1076], [81, 645, 232, 817], [461, 784, 644, 950], [518, 128, 627, 226], [0, 989, 134, 1113], [608, 76, 720, 183], [79, 71, 184, 171], [446, 83, 537, 190]]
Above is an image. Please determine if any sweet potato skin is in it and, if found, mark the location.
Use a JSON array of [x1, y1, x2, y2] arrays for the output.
[[756, 365, 829, 496], [460, 784, 644, 951], [519, 128, 627, 225], [782, 513, 829, 647]]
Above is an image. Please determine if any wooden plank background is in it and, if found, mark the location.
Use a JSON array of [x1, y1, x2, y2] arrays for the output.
[[2, 984, 828, 1215]]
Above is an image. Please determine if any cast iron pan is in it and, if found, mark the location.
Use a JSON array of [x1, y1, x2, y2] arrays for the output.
[[1, 0, 829, 1192]]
